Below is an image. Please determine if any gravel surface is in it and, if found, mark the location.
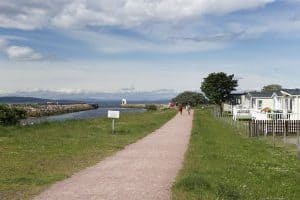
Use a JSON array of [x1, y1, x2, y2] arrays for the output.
[[35, 111, 193, 200]]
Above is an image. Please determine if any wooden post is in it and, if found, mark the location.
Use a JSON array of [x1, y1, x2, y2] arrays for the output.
[[297, 123, 300, 158], [253, 120, 255, 137], [248, 121, 251, 137], [264, 120, 267, 138], [112, 119, 115, 133], [252, 120, 254, 137], [297, 122, 300, 151], [256, 120, 259, 137], [272, 120, 275, 149], [284, 120, 288, 145], [254, 120, 257, 137], [256, 120, 259, 138], [251, 120, 254, 137]]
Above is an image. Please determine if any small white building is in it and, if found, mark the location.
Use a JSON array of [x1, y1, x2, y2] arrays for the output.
[[121, 98, 127, 105]]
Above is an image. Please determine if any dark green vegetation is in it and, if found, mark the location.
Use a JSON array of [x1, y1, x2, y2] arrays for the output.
[[262, 84, 282, 92], [145, 104, 158, 111], [172, 91, 207, 106], [173, 109, 300, 200], [201, 72, 238, 112], [0, 110, 176, 199], [0, 105, 27, 125]]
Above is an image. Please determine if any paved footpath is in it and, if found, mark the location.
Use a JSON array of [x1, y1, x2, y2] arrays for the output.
[[35, 111, 193, 200]]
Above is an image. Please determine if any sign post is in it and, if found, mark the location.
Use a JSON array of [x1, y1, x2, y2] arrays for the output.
[[108, 110, 120, 133], [112, 118, 115, 133]]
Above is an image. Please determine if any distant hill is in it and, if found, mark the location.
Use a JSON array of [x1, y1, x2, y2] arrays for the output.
[[2, 89, 178, 101], [0, 96, 83, 104]]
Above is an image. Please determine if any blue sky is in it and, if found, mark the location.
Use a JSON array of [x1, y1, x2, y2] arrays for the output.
[[1, 0, 300, 94]]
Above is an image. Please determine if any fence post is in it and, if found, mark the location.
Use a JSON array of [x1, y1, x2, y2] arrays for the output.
[[297, 122, 300, 154], [272, 120, 275, 149], [245, 121, 248, 136], [255, 120, 258, 137], [253, 120, 255, 137], [256, 120, 259, 138], [284, 120, 288, 145], [264, 120, 267, 137], [248, 120, 251, 137]]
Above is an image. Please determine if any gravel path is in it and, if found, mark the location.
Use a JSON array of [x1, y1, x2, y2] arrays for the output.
[[35, 111, 193, 200]]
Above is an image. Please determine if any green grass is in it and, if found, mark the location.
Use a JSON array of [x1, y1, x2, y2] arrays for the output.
[[0, 110, 176, 199], [172, 109, 300, 200], [260, 136, 300, 157]]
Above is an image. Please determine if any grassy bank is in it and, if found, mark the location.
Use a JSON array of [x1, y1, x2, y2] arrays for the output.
[[172, 109, 300, 200], [0, 110, 176, 199]]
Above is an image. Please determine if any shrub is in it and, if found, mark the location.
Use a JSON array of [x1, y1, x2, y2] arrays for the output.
[[0, 105, 27, 125], [145, 104, 158, 111], [172, 91, 207, 107]]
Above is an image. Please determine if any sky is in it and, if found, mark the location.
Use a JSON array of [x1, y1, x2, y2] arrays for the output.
[[1, 0, 300, 94]]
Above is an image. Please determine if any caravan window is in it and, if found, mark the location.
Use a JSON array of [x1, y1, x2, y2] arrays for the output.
[[258, 100, 263, 109], [252, 99, 256, 108]]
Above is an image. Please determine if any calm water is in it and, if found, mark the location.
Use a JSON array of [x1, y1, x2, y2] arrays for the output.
[[21, 107, 146, 125]]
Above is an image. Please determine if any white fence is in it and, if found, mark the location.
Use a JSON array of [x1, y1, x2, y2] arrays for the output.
[[232, 107, 252, 120], [233, 106, 300, 121]]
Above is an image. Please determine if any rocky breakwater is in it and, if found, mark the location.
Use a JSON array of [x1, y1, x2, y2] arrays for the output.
[[17, 103, 99, 117]]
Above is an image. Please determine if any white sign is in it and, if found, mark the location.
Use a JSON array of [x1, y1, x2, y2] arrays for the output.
[[108, 110, 120, 119]]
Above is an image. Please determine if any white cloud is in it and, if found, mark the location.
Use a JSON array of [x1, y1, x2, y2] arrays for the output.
[[3, 0, 300, 55], [5, 46, 44, 61], [0, 0, 274, 30], [0, 37, 44, 61], [70, 29, 226, 53], [52, 0, 275, 28], [0, 1, 69, 30], [0, 0, 283, 54]]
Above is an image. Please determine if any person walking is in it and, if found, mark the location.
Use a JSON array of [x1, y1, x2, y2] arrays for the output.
[[186, 104, 191, 115], [178, 104, 183, 115]]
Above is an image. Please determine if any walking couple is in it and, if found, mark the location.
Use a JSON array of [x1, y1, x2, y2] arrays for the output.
[[178, 104, 191, 115]]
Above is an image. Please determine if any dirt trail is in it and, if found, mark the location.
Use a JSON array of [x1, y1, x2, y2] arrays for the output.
[[35, 111, 193, 200]]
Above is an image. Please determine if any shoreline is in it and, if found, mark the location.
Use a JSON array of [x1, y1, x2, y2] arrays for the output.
[[13, 103, 99, 118]]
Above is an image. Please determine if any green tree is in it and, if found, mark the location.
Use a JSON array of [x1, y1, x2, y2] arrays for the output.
[[262, 84, 282, 92], [172, 91, 207, 107], [201, 72, 238, 113], [0, 105, 27, 125]]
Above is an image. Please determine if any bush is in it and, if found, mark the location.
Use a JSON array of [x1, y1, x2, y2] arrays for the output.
[[145, 104, 158, 111], [172, 91, 207, 107], [0, 105, 27, 125]]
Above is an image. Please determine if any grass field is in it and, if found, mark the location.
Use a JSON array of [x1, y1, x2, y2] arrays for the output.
[[0, 110, 176, 199], [172, 109, 300, 200]]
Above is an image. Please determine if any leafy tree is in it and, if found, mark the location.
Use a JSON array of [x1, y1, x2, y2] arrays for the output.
[[0, 105, 27, 125], [201, 72, 238, 113], [262, 84, 282, 92], [172, 91, 207, 107]]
